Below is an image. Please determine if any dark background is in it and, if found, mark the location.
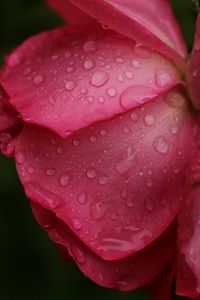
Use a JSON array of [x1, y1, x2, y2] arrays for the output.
[[0, 1, 196, 299]]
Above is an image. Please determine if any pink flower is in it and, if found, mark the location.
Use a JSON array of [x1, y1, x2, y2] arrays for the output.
[[1, 0, 200, 298]]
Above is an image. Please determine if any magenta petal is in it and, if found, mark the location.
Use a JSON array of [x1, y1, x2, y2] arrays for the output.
[[47, 0, 97, 29], [0, 27, 181, 137], [188, 14, 200, 110], [67, 0, 187, 64], [0, 87, 19, 132], [177, 149, 200, 298], [31, 201, 176, 291], [147, 259, 176, 300], [14, 89, 199, 260]]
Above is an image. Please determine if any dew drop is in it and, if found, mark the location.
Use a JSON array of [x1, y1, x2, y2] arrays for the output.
[[120, 85, 155, 109], [27, 167, 35, 174], [77, 191, 87, 204], [90, 71, 109, 87], [107, 87, 116, 97], [83, 40, 97, 53], [7, 53, 22, 68], [125, 71, 133, 79], [66, 67, 74, 73], [86, 168, 97, 179], [170, 126, 178, 135], [144, 114, 155, 126], [131, 59, 141, 68], [90, 135, 97, 143], [46, 168, 56, 176], [98, 96, 105, 103], [34, 75, 44, 85], [195, 38, 200, 51], [64, 51, 72, 58], [83, 59, 94, 70], [90, 200, 107, 220], [70, 217, 82, 230], [165, 92, 185, 108], [145, 199, 154, 211], [155, 70, 172, 87], [71, 244, 86, 264], [172, 165, 180, 174], [130, 112, 138, 121], [72, 138, 80, 146], [153, 136, 169, 154], [100, 129, 107, 136], [59, 173, 70, 187], [117, 74, 124, 82], [65, 80, 76, 90], [98, 176, 108, 185], [15, 151, 26, 164], [56, 146, 64, 154], [51, 54, 59, 60], [115, 57, 124, 64]]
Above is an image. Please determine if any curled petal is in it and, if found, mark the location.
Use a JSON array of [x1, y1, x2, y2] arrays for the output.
[[0, 27, 181, 137], [31, 201, 176, 291], [66, 0, 187, 65], [177, 148, 200, 298], [188, 14, 200, 110], [14, 88, 199, 260]]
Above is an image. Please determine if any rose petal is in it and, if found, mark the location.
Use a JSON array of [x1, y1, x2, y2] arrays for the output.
[[14, 88, 199, 260], [47, 0, 97, 28], [0, 27, 181, 137], [66, 0, 187, 64], [147, 259, 176, 300], [188, 14, 200, 110], [177, 148, 200, 298], [31, 201, 176, 291], [0, 87, 19, 131]]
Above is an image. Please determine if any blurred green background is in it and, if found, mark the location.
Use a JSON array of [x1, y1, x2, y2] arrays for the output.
[[0, 0, 197, 299]]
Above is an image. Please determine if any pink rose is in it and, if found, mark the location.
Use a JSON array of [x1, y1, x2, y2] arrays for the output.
[[1, 0, 200, 298]]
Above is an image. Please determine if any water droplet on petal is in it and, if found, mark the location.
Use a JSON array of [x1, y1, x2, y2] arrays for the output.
[[153, 136, 169, 154], [130, 112, 138, 121], [120, 85, 155, 109], [144, 114, 155, 126], [125, 71, 133, 79], [90, 71, 109, 87], [145, 199, 154, 211], [172, 165, 180, 174], [65, 80, 76, 90], [72, 138, 80, 147], [83, 59, 94, 70], [98, 176, 108, 185], [90, 200, 107, 220], [83, 40, 97, 53], [131, 59, 141, 68], [117, 74, 124, 82], [116, 274, 139, 290], [77, 191, 87, 204], [86, 168, 97, 179], [70, 217, 82, 230], [34, 75, 44, 85], [46, 168, 56, 176], [155, 70, 172, 87], [170, 126, 178, 135], [56, 146, 64, 154], [27, 167, 35, 174], [66, 66, 74, 73], [107, 87, 116, 97], [70, 244, 86, 264], [15, 150, 26, 164], [100, 129, 107, 136], [115, 57, 124, 64], [59, 173, 70, 187], [64, 51, 72, 58], [7, 53, 22, 68], [165, 92, 185, 108], [195, 38, 200, 51], [98, 96, 105, 103], [90, 135, 97, 143]]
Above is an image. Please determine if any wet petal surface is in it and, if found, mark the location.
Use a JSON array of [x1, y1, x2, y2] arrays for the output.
[[0, 27, 181, 137], [14, 89, 199, 260]]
